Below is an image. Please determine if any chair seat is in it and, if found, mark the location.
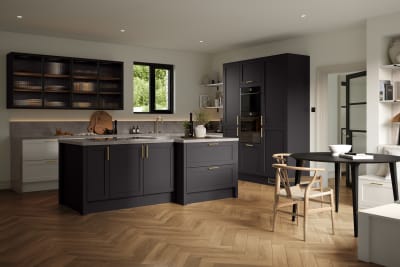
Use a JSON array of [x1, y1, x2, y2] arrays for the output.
[[279, 185, 332, 200]]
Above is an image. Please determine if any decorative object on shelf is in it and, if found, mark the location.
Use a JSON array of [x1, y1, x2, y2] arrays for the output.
[[328, 144, 352, 156], [392, 113, 400, 145], [199, 95, 210, 109], [389, 37, 400, 64]]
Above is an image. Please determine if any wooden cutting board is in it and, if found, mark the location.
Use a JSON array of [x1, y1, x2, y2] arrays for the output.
[[88, 111, 112, 134]]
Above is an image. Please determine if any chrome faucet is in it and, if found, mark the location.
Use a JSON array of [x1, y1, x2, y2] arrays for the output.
[[154, 116, 163, 134]]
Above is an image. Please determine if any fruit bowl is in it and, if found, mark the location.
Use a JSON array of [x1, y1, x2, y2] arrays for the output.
[[328, 144, 352, 156]]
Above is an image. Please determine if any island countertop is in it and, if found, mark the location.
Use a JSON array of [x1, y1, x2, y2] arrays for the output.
[[58, 135, 238, 146]]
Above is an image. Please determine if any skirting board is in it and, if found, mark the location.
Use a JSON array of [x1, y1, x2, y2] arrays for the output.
[[0, 180, 11, 190]]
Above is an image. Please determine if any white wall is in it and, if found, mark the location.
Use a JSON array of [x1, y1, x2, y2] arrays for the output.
[[327, 73, 340, 145], [211, 24, 367, 153], [0, 31, 213, 188]]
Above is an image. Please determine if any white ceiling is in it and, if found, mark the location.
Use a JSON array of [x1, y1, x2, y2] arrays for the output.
[[1, 0, 400, 54]]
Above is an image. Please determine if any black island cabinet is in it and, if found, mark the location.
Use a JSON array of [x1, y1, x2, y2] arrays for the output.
[[59, 142, 174, 214]]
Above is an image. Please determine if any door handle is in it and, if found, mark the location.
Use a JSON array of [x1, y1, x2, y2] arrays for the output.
[[141, 144, 145, 159], [245, 144, 254, 147], [208, 143, 219, 146], [106, 146, 110, 161], [146, 145, 149, 159], [236, 115, 239, 137], [245, 80, 254, 84], [208, 166, 220, 170]]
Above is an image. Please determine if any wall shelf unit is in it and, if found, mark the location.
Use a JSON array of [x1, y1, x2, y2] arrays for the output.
[[7, 52, 124, 110], [199, 82, 224, 111]]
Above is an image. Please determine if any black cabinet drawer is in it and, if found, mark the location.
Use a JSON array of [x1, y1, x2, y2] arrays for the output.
[[186, 142, 237, 167], [186, 164, 235, 193]]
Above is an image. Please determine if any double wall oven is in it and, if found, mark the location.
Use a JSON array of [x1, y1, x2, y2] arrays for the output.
[[239, 86, 262, 144]]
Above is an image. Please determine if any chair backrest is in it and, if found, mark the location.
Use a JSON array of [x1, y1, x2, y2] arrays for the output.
[[272, 163, 324, 198], [272, 153, 291, 164]]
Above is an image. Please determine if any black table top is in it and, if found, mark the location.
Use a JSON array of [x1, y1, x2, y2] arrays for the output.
[[290, 152, 400, 164]]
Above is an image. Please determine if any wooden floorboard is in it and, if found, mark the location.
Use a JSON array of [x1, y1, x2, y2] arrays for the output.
[[0, 180, 378, 267]]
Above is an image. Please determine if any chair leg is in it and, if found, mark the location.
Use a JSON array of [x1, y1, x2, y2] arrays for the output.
[[330, 190, 335, 235], [272, 201, 278, 232], [303, 200, 308, 241]]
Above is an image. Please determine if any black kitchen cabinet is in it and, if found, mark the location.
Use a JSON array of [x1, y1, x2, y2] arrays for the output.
[[223, 53, 310, 184], [241, 60, 264, 86], [87, 146, 109, 202], [239, 143, 265, 176], [59, 142, 174, 214], [175, 141, 238, 205], [223, 62, 240, 137], [109, 145, 143, 199], [143, 143, 174, 195], [7, 52, 123, 110]]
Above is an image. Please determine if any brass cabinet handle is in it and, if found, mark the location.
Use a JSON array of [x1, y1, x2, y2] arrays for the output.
[[260, 115, 263, 127], [245, 144, 254, 147], [208, 166, 220, 170], [106, 146, 110, 161], [369, 182, 383, 186], [146, 145, 149, 159], [208, 143, 219, 146], [141, 144, 145, 159], [261, 127, 263, 138]]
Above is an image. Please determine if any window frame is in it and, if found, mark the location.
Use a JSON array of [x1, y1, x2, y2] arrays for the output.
[[133, 61, 174, 114]]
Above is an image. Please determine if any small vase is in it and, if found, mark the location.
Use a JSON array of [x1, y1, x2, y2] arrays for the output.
[[389, 38, 400, 64], [195, 125, 206, 138]]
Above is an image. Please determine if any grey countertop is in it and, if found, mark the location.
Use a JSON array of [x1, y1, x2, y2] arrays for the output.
[[56, 133, 238, 146]]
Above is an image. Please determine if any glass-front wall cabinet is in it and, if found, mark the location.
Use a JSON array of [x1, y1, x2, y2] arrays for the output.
[[7, 52, 123, 110]]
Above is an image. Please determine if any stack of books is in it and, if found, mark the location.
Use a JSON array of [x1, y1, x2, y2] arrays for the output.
[[339, 153, 374, 160]]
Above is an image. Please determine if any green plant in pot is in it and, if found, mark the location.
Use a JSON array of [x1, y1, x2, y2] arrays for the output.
[[194, 111, 209, 138], [182, 121, 191, 137]]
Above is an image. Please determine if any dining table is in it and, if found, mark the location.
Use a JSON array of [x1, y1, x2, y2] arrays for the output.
[[290, 152, 400, 237]]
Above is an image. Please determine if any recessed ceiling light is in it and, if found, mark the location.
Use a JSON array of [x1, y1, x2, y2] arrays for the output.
[[120, 29, 126, 33], [300, 14, 307, 19], [199, 40, 204, 43], [16, 15, 23, 19]]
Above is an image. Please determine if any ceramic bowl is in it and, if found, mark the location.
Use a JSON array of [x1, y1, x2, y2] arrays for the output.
[[328, 144, 352, 156]]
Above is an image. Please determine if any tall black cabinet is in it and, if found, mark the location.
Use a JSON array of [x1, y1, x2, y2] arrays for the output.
[[223, 53, 310, 184]]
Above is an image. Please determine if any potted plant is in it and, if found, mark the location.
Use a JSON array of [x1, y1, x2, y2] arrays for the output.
[[182, 121, 191, 137], [194, 111, 208, 138]]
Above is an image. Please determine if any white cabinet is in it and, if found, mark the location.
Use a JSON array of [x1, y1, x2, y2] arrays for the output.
[[12, 139, 59, 192], [358, 175, 398, 209]]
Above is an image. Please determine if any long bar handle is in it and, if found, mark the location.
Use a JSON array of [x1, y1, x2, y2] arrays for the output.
[[106, 146, 110, 161], [141, 144, 145, 159], [146, 144, 149, 159], [208, 166, 220, 170], [245, 80, 254, 84], [245, 144, 254, 147], [236, 115, 239, 137], [369, 182, 383, 186]]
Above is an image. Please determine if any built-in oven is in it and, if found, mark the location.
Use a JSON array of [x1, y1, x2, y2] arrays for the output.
[[239, 87, 262, 143]]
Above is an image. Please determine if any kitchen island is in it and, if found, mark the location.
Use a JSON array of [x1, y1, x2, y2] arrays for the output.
[[59, 136, 238, 214]]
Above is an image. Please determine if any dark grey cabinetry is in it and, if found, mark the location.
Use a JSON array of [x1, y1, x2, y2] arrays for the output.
[[109, 145, 143, 199], [143, 143, 174, 194], [239, 143, 265, 176], [223, 53, 310, 184], [175, 141, 238, 204], [59, 142, 173, 214], [241, 60, 264, 86], [223, 62, 240, 137]]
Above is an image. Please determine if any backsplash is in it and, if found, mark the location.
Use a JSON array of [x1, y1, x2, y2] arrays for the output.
[[10, 120, 220, 138]]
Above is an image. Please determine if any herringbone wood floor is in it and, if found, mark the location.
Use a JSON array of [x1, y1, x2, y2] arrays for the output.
[[0, 181, 377, 267]]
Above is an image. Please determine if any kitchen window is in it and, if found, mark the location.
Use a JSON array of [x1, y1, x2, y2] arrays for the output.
[[133, 62, 174, 113]]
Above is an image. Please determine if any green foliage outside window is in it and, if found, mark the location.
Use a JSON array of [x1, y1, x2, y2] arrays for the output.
[[133, 64, 170, 112]]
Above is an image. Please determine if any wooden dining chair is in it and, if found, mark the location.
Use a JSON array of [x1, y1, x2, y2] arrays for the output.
[[272, 153, 315, 185], [271, 163, 335, 241]]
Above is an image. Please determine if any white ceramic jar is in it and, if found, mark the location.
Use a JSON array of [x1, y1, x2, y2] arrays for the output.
[[195, 125, 206, 138]]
